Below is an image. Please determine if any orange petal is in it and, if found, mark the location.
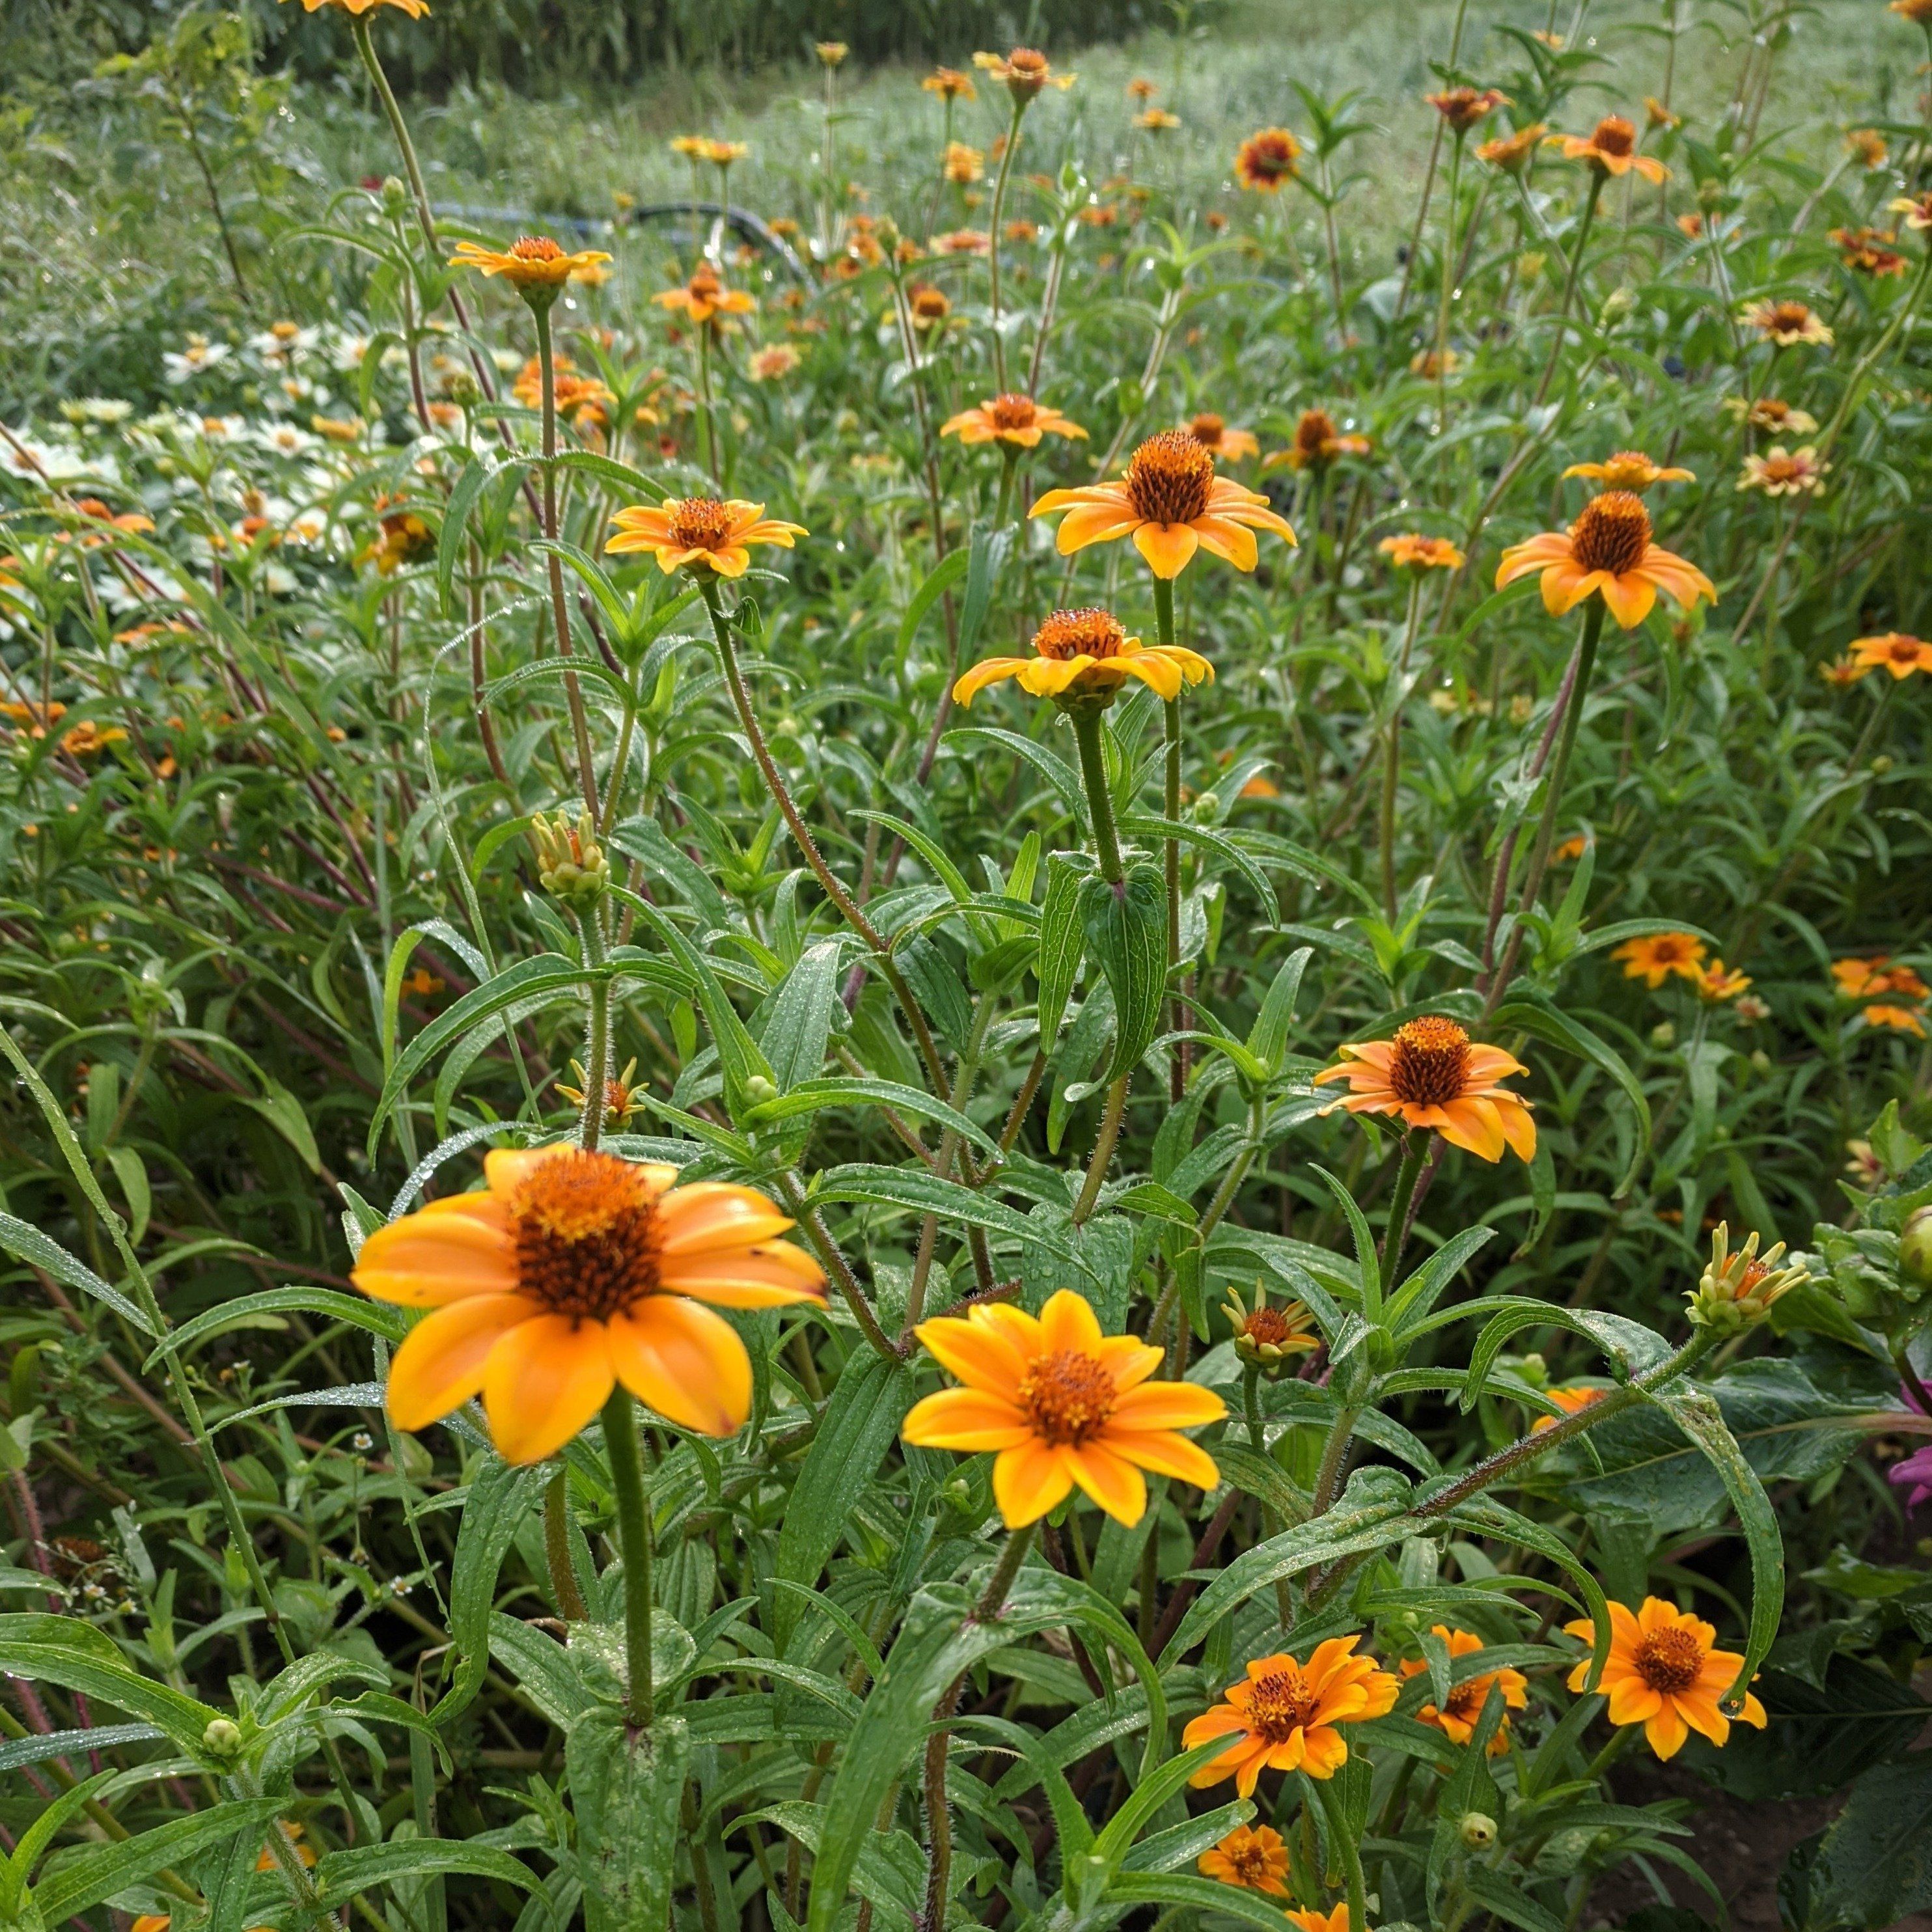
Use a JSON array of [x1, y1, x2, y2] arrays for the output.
[[1038, 1289, 1105, 1356], [482, 1314, 614, 1464], [1053, 501, 1144, 554], [992, 1439, 1075, 1526], [1119, 653, 1185, 700], [1111, 1381, 1229, 1429], [661, 1243, 825, 1307], [1111, 1428, 1221, 1489], [1598, 570, 1657, 630], [901, 1387, 1032, 1451], [1064, 1442, 1148, 1524], [657, 1187, 795, 1254], [353, 1212, 518, 1306], [607, 1296, 751, 1436], [916, 1312, 1030, 1394], [1189, 516, 1260, 572], [1133, 520, 1200, 579], [1644, 1701, 1689, 1759], [387, 1294, 542, 1429], [953, 657, 1030, 706]]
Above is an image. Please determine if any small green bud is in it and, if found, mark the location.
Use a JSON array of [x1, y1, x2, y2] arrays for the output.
[[1750, 1049, 1773, 1074], [1901, 1208, 1932, 1290], [202, 1717, 243, 1758], [1649, 1020, 1676, 1048], [1193, 791, 1221, 821], [529, 809, 610, 904], [1870, 754, 1894, 776], [1459, 1812, 1497, 1851], [742, 1074, 780, 1109]]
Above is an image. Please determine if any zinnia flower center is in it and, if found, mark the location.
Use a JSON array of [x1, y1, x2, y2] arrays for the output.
[[1767, 302, 1812, 334], [1125, 430, 1215, 524], [1244, 1666, 1319, 1742], [1189, 412, 1226, 445], [512, 236, 565, 263], [1651, 936, 1693, 966], [911, 286, 951, 320], [1890, 638, 1921, 663], [510, 1151, 663, 1322], [1008, 47, 1048, 75], [989, 393, 1039, 430], [1633, 1626, 1704, 1695], [667, 497, 738, 551], [1757, 401, 1790, 424], [1016, 1349, 1117, 1445], [1034, 607, 1127, 661], [1388, 1016, 1474, 1106], [1567, 491, 1652, 575], [1243, 133, 1299, 182], [1590, 116, 1636, 157], [1227, 1840, 1274, 1884], [1443, 1678, 1485, 1721], [1243, 1306, 1293, 1345]]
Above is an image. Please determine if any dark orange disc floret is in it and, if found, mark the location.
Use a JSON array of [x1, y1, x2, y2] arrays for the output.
[[665, 497, 739, 553], [1124, 430, 1216, 525], [1589, 116, 1636, 157], [1634, 1626, 1704, 1695], [1567, 490, 1652, 576], [508, 1150, 664, 1321], [989, 393, 1041, 431], [1034, 607, 1128, 661], [1387, 1016, 1474, 1106], [1016, 1349, 1117, 1444]]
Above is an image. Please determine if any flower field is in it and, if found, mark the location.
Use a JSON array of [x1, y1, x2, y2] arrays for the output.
[[4, 3, 1932, 1931]]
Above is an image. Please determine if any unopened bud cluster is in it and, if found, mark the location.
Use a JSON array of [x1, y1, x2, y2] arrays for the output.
[[1686, 1222, 1807, 1331], [529, 810, 609, 904], [1222, 1281, 1318, 1375]]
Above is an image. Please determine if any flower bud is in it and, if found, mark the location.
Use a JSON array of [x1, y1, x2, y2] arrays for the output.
[[1649, 1021, 1676, 1048], [1221, 1281, 1318, 1375], [529, 810, 609, 904], [1902, 1208, 1932, 1290], [1193, 792, 1221, 821], [1459, 1812, 1497, 1851], [202, 1717, 243, 1758], [1687, 1221, 1808, 1331], [742, 1074, 780, 1109], [379, 176, 409, 220]]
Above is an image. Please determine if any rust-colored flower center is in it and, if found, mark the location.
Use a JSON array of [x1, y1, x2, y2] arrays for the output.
[[1633, 1627, 1704, 1695], [1294, 409, 1341, 460], [1888, 637, 1922, 664], [1388, 1016, 1474, 1106], [1651, 936, 1694, 967], [989, 393, 1039, 431], [1756, 400, 1791, 424], [1766, 302, 1812, 335], [1189, 412, 1226, 446], [1226, 1840, 1275, 1885], [1034, 607, 1127, 661], [667, 497, 738, 551], [1761, 454, 1806, 484], [1016, 1349, 1116, 1445], [911, 286, 952, 320], [1124, 430, 1215, 524], [1243, 1306, 1294, 1345], [512, 236, 565, 263], [510, 1151, 662, 1321], [1244, 1667, 1319, 1742], [1568, 490, 1652, 575], [1241, 132, 1300, 182], [1442, 1677, 1486, 1721], [1736, 1258, 1771, 1297], [1590, 116, 1635, 157]]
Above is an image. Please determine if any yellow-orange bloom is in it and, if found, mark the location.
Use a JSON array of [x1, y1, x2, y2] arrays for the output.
[[1830, 225, 1909, 276], [1532, 1383, 1607, 1431], [279, 0, 427, 15], [1564, 1597, 1767, 1760], [1738, 446, 1828, 497], [1287, 1911, 1359, 1932], [1850, 631, 1932, 679], [1476, 122, 1546, 170], [607, 496, 805, 577], [1495, 491, 1714, 629], [901, 1288, 1224, 1527], [654, 266, 756, 324], [924, 67, 977, 101], [1183, 1639, 1400, 1793], [1893, 0, 1932, 21], [1849, 129, 1891, 169], [953, 607, 1211, 708], [944, 141, 986, 184], [1187, 412, 1260, 461], [1314, 1016, 1535, 1162], [941, 393, 1087, 448], [1742, 299, 1832, 346], [510, 355, 613, 426], [1379, 533, 1465, 570], [1426, 87, 1510, 133], [1645, 95, 1682, 130], [1890, 191, 1932, 230], [1726, 395, 1817, 435], [748, 344, 801, 381], [1694, 958, 1752, 1002], [1866, 1004, 1928, 1035], [1550, 116, 1668, 182], [699, 139, 748, 167], [1398, 1627, 1529, 1752], [352, 1148, 825, 1463], [1833, 956, 1930, 1002], [1032, 430, 1295, 578], [1562, 450, 1694, 491], [1819, 654, 1869, 686], [932, 228, 991, 256], [1135, 107, 1181, 131], [973, 47, 1076, 101], [448, 236, 611, 290], [1234, 128, 1303, 191], [1269, 407, 1370, 472], [1198, 1825, 1290, 1896], [1611, 930, 1706, 986]]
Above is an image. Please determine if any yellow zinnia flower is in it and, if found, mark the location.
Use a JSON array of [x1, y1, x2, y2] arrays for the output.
[[1312, 1016, 1535, 1162], [1741, 299, 1832, 346], [1426, 87, 1510, 133], [1031, 429, 1296, 578], [1379, 533, 1465, 570], [1398, 1627, 1529, 1751], [923, 67, 977, 101], [941, 393, 1087, 448], [973, 47, 1077, 101], [1187, 412, 1260, 461], [280, 0, 428, 16], [1549, 115, 1668, 181], [1610, 931, 1705, 986], [1564, 1597, 1767, 1760], [1476, 122, 1547, 171], [1562, 450, 1694, 491], [952, 607, 1211, 708], [654, 265, 756, 324], [1198, 1824, 1290, 1896], [606, 496, 805, 577], [1234, 127, 1302, 190], [1694, 959, 1752, 1002], [900, 1288, 1224, 1527], [1269, 407, 1371, 473], [448, 236, 612, 290], [1850, 631, 1932, 678], [1495, 490, 1715, 628], [352, 1148, 825, 1463], [1737, 446, 1829, 497], [1183, 1639, 1400, 1793]]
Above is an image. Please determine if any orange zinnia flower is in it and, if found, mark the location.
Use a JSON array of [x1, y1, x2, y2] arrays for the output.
[[280, 0, 428, 16], [932, 228, 992, 256], [749, 344, 801, 381], [1564, 1597, 1767, 1760], [1198, 1824, 1290, 1896], [944, 141, 986, 184], [1379, 533, 1465, 570], [1398, 1627, 1530, 1752], [941, 393, 1087, 448], [1832, 956, 1930, 1003], [900, 1288, 1224, 1527], [1726, 396, 1817, 435], [1183, 1639, 1400, 1793], [1818, 654, 1869, 686], [1848, 129, 1890, 169], [973, 47, 1076, 101], [352, 1148, 825, 1463], [1476, 122, 1546, 171], [448, 236, 612, 290], [699, 139, 749, 167], [1562, 450, 1694, 491], [1830, 225, 1909, 276], [1031, 429, 1295, 578], [1694, 958, 1752, 1002], [1550, 115, 1668, 181], [1187, 412, 1260, 462], [1235, 127, 1303, 191], [1611, 930, 1706, 986], [1426, 87, 1510, 133], [654, 266, 756, 324], [607, 496, 805, 577], [954, 607, 1211, 708], [1866, 1004, 1928, 1035], [1850, 631, 1932, 679], [1495, 490, 1714, 628], [923, 66, 977, 101], [1532, 1383, 1607, 1431], [1313, 1016, 1535, 1162], [1742, 299, 1832, 346], [1271, 407, 1370, 472], [1286, 1911, 1357, 1932], [1738, 446, 1828, 497]]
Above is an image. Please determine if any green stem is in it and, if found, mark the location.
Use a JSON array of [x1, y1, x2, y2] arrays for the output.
[[985, 99, 1026, 390], [1071, 1075, 1130, 1228], [1068, 704, 1125, 885], [578, 909, 611, 1152], [601, 1388, 655, 1730], [1155, 575, 1185, 1104], [1532, 172, 1605, 409], [1310, 1401, 1360, 1516], [1435, 133, 1465, 429], [1380, 576, 1423, 920], [544, 1469, 588, 1622], [976, 1519, 1037, 1619]]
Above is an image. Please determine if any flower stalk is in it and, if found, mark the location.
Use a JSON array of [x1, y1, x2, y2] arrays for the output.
[[601, 1387, 656, 1730]]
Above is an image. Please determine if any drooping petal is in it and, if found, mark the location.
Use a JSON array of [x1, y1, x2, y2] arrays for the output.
[[387, 1295, 542, 1429], [992, 1439, 1075, 1526], [1064, 1442, 1148, 1525], [657, 1187, 797, 1254], [952, 657, 1030, 706], [1543, 562, 1604, 615], [1493, 1094, 1538, 1161], [482, 1315, 615, 1464], [1644, 1700, 1690, 1759], [660, 1243, 826, 1307], [607, 1296, 752, 1436], [1111, 1428, 1221, 1489], [1604, 1674, 1664, 1726], [1189, 516, 1260, 572], [901, 1387, 1033, 1451], [1435, 1096, 1508, 1161], [1133, 520, 1200, 578], [1597, 569, 1657, 629], [1118, 653, 1185, 700], [1640, 545, 1716, 609]]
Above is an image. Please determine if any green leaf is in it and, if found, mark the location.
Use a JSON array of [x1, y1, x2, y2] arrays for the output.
[[0, 1209, 156, 1337], [437, 454, 522, 613], [312, 1838, 540, 1906], [894, 547, 970, 665], [745, 1077, 996, 1154], [1034, 853, 1090, 1049], [1490, 993, 1653, 1193], [567, 1709, 689, 1932], [430, 1460, 544, 1724], [33, 1800, 286, 1924], [943, 724, 1084, 818], [1101, 1871, 1299, 1931], [0, 1614, 220, 1750], [1784, 1753, 1932, 1930], [1082, 861, 1167, 1084], [1245, 947, 1312, 1077]]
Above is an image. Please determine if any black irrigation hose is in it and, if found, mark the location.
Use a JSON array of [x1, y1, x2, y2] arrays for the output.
[[430, 199, 810, 281]]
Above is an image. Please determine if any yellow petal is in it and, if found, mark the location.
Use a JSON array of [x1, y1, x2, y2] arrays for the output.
[[387, 1295, 541, 1430], [482, 1314, 614, 1464], [607, 1296, 751, 1436]]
